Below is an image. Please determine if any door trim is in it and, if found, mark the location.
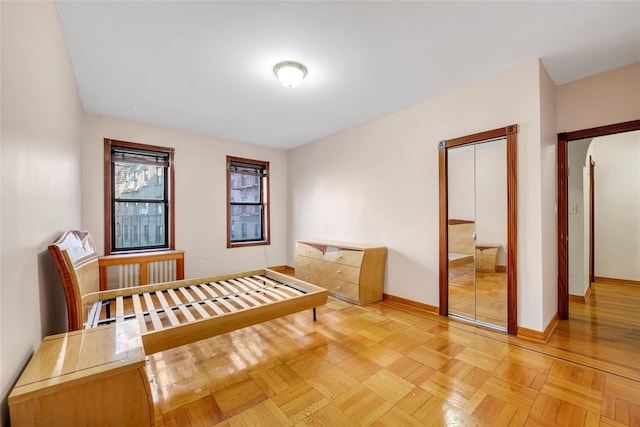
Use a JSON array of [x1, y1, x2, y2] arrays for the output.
[[557, 119, 640, 320], [439, 124, 518, 335], [589, 156, 595, 284]]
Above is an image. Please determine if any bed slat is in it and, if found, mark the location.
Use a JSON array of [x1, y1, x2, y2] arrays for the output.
[[166, 288, 196, 322], [155, 290, 180, 327], [240, 276, 266, 289], [209, 282, 234, 298], [260, 288, 286, 301], [234, 292, 261, 307], [115, 296, 124, 324], [178, 287, 210, 319], [227, 294, 251, 310], [256, 275, 283, 288], [143, 292, 164, 331], [86, 302, 101, 328], [216, 295, 239, 313], [217, 280, 241, 295], [199, 283, 220, 299], [226, 279, 251, 293], [131, 294, 148, 333], [190, 285, 227, 316], [273, 286, 304, 297], [199, 283, 237, 315], [249, 289, 276, 304]]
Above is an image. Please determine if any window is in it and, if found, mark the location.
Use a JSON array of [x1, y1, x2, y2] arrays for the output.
[[227, 156, 270, 247], [104, 139, 175, 254]]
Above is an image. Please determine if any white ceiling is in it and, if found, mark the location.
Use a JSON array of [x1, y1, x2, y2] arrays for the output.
[[55, 1, 640, 150]]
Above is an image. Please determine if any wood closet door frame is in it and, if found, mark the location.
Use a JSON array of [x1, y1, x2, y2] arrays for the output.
[[557, 119, 640, 319], [438, 124, 518, 335]]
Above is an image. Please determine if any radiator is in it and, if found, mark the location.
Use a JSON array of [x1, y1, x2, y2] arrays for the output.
[[105, 259, 177, 289], [148, 260, 176, 284]]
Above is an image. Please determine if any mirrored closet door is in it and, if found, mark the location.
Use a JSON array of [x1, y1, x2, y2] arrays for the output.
[[447, 139, 507, 330], [439, 125, 518, 335]]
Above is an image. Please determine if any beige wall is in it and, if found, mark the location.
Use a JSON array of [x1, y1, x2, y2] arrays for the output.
[[557, 62, 640, 132], [589, 132, 640, 282], [288, 59, 553, 331], [567, 139, 592, 297], [81, 114, 289, 277], [539, 62, 559, 329], [1, 1, 83, 423]]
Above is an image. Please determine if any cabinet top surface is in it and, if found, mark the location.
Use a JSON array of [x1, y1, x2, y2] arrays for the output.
[[296, 240, 387, 251], [11, 321, 144, 393]]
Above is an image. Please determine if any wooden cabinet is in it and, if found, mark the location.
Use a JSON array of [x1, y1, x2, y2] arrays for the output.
[[295, 240, 387, 305], [9, 322, 153, 427]]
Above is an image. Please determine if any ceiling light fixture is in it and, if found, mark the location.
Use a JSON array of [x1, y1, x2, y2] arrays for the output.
[[273, 61, 307, 88]]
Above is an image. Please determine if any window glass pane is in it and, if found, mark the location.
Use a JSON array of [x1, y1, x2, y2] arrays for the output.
[[230, 205, 262, 241], [230, 171, 261, 203], [114, 202, 165, 249], [114, 162, 165, 200]]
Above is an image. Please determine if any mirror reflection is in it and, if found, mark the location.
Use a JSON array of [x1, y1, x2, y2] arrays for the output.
[[447, 138, 507, 330]]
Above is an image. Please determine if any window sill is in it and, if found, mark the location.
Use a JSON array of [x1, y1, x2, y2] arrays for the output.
[[228, 240, 270, 249]]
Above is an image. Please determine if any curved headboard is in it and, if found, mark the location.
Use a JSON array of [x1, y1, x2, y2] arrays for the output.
[[48, 230, 100, 331]]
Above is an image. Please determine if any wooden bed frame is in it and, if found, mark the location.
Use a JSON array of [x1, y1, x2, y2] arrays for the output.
[[10, 232, 328, 426], [47, 230, 328, 355]]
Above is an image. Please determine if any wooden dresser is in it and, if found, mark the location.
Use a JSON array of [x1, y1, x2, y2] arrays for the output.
[[476, 244, 499, 272], [295, 240, 387, 305], [9, 322, 153, 427]]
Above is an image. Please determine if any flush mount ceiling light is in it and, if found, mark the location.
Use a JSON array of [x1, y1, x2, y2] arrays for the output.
[[273, 61, 307, 88]]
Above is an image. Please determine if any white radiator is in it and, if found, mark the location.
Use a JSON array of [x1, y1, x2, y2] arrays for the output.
[[105, 259, 177, 289], [148, 260, 176, 284]]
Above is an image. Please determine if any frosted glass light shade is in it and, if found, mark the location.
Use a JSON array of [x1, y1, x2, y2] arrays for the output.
[[273, 61, 307, 88]]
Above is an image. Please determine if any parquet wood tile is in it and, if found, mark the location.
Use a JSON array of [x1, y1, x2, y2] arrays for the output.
[[363, 369, 415, 404], [148, 280, 639, 426], [270, 381, 329, 423], [294, 402, 359, 427], [332, 384, 395, 425], [306, 365, 359, 400]]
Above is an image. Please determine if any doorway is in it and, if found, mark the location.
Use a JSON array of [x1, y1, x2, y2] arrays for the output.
[[557, 119, 640, 319]]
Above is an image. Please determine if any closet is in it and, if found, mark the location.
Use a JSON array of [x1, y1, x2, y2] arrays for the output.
[[447, 139, 507, 329], [438, 125, 518, 335]]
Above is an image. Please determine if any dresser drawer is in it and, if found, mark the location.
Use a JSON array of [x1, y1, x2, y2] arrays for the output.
[[295, 254, 320, 272], [323, 247, 364, 267], [294, 266, 323, 287], [296, 243, 365, 267], [324, 278, 359, 303], [297, 256, 361, 284], [296, 242, 324, 260], [324, 262, 361, 285]]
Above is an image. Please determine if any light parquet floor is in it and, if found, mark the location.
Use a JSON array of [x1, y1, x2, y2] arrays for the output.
[[149, 283, 640, 426]]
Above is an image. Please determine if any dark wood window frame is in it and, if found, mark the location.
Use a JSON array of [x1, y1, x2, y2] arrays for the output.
[[104, 138, 175, 254], [556, 119, 640, 320], [438, 124, 518, 335], [226, 156, 270, 248]]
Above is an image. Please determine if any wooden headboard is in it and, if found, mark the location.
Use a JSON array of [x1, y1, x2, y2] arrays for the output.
[[48, 230, 100, 331]]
